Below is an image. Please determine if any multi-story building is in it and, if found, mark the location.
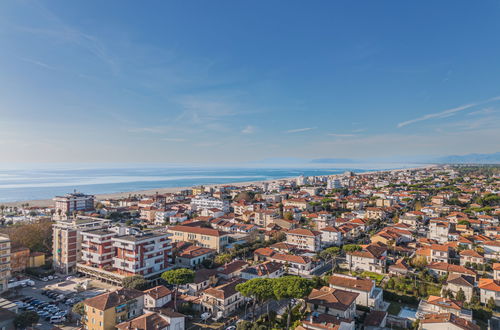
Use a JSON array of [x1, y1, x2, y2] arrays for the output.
[[168, 225, 229, 252], [307, 286, 358, 319], [112, 232, 172, 278], [53, 191, 95, 215], [10, 247, 30, 273], [80, 230, 117, 269], [285, 228, 321, 252], [83, 287, 144, 330], [201, 279, 245, 320], [52, 217, 111, 274], [428, 219, 450, 244], [0, 234, 11, 293], [328, 275, 383, 310], [190, 195, 229, 212]]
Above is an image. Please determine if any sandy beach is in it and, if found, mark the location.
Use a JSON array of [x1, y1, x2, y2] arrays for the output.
[[1, 165, 436, 208]]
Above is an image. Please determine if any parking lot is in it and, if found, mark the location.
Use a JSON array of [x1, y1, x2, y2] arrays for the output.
[[8, 274, 119, 330]]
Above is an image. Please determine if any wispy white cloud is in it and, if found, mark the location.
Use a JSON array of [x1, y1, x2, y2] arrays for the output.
[[397, 95, 500, 128], [467, 107, 497, 116], [162, 137, 186, 142], [397, 103, 476, 128], [327, 133, 356, 137], [21, 58, 56, 70], [285, 127, 315, 133], [241, 125, 255, 134]]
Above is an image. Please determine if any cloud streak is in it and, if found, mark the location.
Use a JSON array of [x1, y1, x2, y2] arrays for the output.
[[327, 133, 356, 137], [397, 95, 500, 128], [241, 125, 255, 134], [285, 127, 315, 133]]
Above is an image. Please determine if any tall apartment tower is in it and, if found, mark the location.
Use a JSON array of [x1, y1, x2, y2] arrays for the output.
[[52, 217, 111, 274], [0, 234, 11, 293]]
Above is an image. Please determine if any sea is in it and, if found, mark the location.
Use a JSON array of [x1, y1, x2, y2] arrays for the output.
[[0, 163, 419, 203]]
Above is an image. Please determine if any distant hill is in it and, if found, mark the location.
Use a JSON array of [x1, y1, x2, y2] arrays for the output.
[[310, 158, 359, 164], [432, 152, 500, 164]]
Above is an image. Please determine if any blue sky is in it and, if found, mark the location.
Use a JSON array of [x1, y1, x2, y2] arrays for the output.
[[0, 0, 499, 163]]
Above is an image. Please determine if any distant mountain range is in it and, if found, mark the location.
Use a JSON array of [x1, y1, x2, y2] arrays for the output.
[[431, 152, 500, 164]]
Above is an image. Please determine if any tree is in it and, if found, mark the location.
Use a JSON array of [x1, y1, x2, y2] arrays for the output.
[[284, 212, 294, 221], [236, 278, 275, 323], [319, 246, 341, 270], [214, 253, 232, 265], [487, 296, 496, 310], [72, 302, 85, 316], [456, 288, 466, 302], [0, 219, 53, 253], [161, 268, 195, 311], [273, 276, 314, 329], [342, 244, 361, 253], [410, 256, 428, 269], [122, 275, 148, 290], [14, 311, 39, 328]]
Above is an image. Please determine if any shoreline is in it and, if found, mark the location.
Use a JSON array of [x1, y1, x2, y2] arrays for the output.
[[1, 164, 437, 208]]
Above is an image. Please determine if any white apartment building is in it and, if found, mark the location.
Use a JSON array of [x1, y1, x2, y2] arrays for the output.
[[190, 195, 229, 212]]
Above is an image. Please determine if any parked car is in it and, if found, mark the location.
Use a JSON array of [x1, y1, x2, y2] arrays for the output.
[[201, 312, 211, 321], [50, 316, 66, 324]]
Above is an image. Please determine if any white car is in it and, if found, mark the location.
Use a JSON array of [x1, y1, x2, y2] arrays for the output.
[[49, 316, 66, 324], [200, 312, 211, 321], [48, 275, 54, 280], [41, 277, 48, 282]]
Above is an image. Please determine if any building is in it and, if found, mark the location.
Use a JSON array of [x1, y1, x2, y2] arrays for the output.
[[285, 228, 321, 252], [420, 313, 479, 330], [9, 247, 29, 273], [116, 310, 185, 330], [112, 232, 172, 278], [81, 230, 117, 270], [320, 226, 342, 247], [144, 285, 172, 308], [307, 286, 358, 319], [328, 275, 383, 310], [443, 274, 474, 303], [175, 244, 215, 268], [0, 234, 11, 293], [346, 244, 387, 274], [478, 278, 500, 306], [459, 249, 484, 266], [168, 225, 229, 252], [54, 191, 95, 215], [416, 296, 472, 321], [190, 195, 229, 212], [240, 261, 285, 280], [29, 252, 45, 268], [201, 279, 245, 320], [83, 287, 144, 330], [52, 217, 111, 274]]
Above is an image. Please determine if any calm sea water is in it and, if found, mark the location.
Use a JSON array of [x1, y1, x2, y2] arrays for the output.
[[0, 164, 415, 202]]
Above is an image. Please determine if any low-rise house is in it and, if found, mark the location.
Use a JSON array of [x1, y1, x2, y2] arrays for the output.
[[306, 286, 358, 319], [481, 240, 500, 260], [416, 296, 472, 321], [478, 278, 500, 306], [144, 285, 172, 309], [427, 262, 476, 279], [299, 313, 355, 330], [116, 309, 185, 330], [175, 244, 215, 269], [494, 263, 500, 280], [240, 261, 285, 280], [420, 313, 479, 330], [388, 258, 410, 275], [168, 224, 229, 252], [346, 244, 387, 274], [328, 274, 383, 310], [443, 274, 474, 303], [459, 249, 484, 266], [216, 260, 248, 280], [200, 279, 245, 320], [416, 244, 449, 263], [363, 310, 388, 330], [182, 268, 218, 296], [83, 287, 145, 330]]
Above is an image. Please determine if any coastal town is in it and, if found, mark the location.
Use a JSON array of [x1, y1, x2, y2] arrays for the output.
[[0, 165, 499, 330]]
